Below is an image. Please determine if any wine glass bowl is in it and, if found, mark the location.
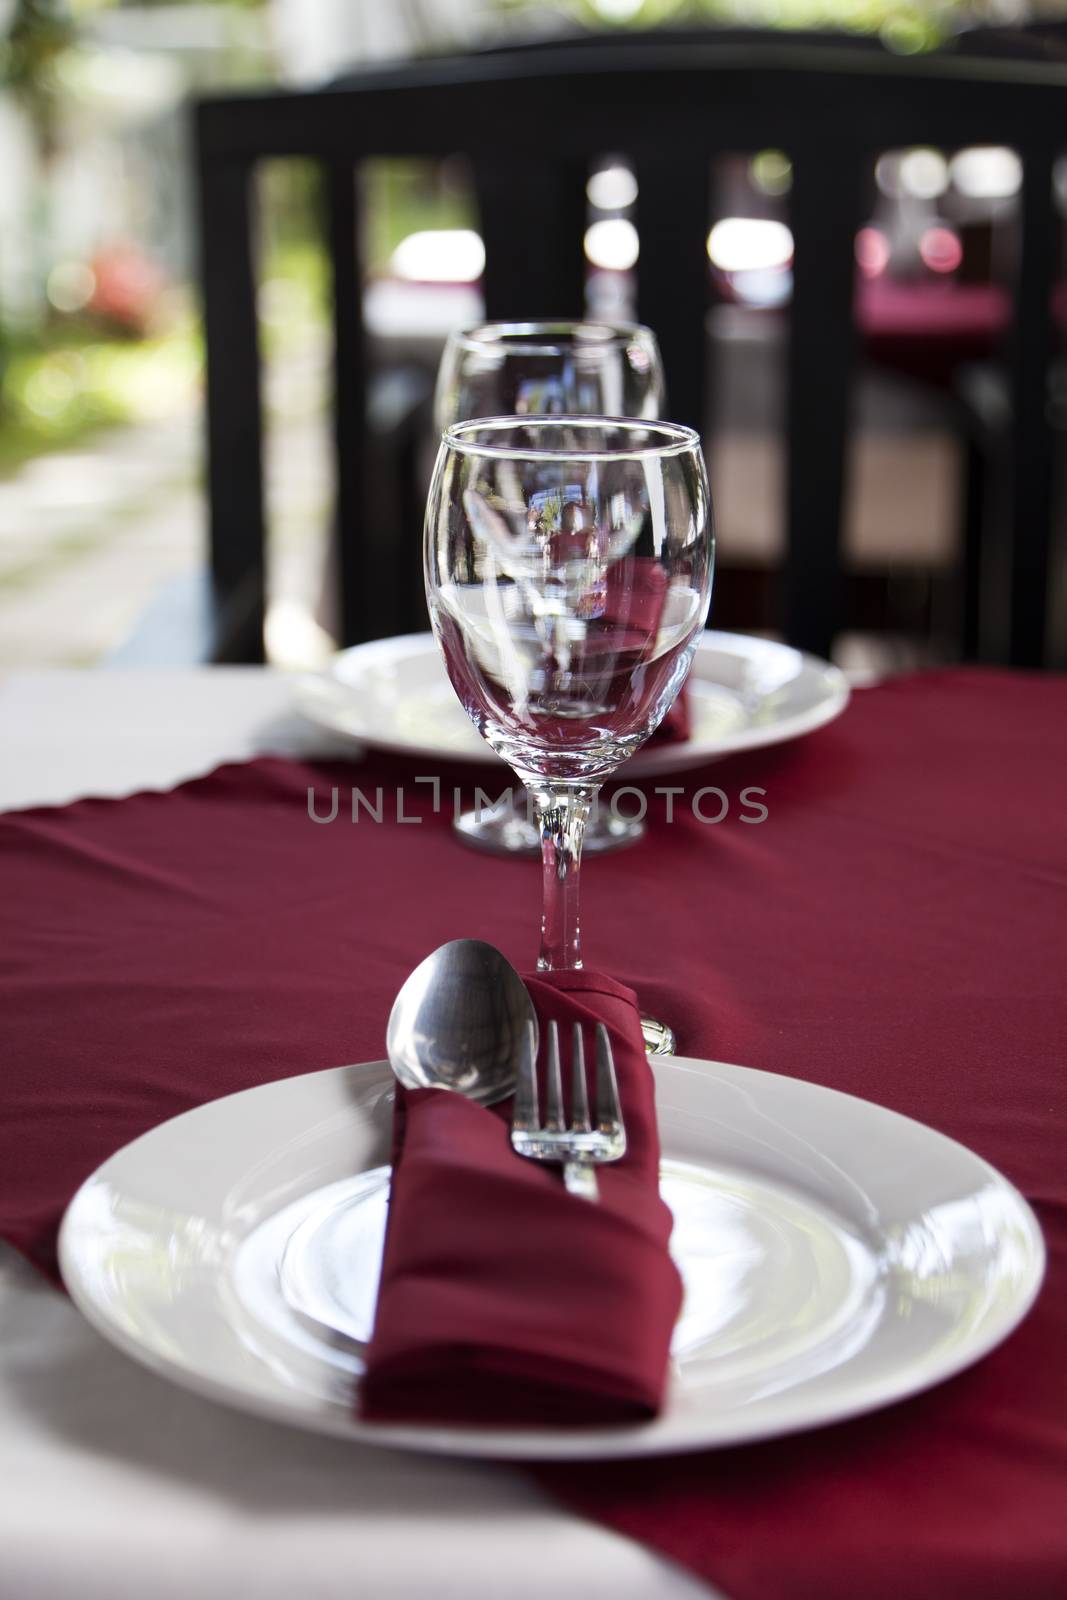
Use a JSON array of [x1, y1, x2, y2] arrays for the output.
[[435, 321, 668, 864], [427, 418, 711, 787]]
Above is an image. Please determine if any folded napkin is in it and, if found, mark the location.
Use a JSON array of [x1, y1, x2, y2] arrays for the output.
[[359, 969, 683, 1429]]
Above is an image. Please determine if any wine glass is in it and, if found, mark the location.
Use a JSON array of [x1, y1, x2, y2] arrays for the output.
[[435, 321, 666, 859], [425, 417, 713, 1027]]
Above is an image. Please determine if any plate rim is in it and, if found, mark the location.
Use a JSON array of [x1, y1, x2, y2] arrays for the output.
[[57, 1054, 1045, 1462], [295, 630, 851, 773]]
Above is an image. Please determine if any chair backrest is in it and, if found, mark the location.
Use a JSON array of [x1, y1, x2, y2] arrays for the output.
[[195, 34, 1066, 665]]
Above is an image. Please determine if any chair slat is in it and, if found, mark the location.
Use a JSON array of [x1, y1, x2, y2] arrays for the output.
[[475, 158, 587, 321], [325, 161, 372, 647], [785, 145, 866, 659], [1007, 144, 1059, 668], [197, 149, 266, 663], [636, 155, 710, 434]]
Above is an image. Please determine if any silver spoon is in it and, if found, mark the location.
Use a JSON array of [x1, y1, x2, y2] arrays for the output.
[[386, 939, 537, 1107]]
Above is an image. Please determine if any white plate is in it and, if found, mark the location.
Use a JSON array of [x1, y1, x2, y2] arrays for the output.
[[295, 632, 850, 776], [59, 1056, 1043, 1461]]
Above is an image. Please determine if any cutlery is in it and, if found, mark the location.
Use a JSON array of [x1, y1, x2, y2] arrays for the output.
[[511, 1020, 627, 1201], [386, 938, 537, 1108]]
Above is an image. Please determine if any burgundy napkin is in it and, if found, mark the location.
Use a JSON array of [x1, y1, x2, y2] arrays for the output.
[[359, 969, 683, 1428]]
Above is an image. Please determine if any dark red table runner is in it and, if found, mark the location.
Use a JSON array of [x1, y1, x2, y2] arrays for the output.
[[1, 668, 1065, 1599]]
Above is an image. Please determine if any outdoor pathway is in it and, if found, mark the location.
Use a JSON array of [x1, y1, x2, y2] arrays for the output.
[[0, 339, 336, 671]]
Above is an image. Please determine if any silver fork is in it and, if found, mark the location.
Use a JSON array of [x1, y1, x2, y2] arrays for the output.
[[510, 1020, 627, 1202]]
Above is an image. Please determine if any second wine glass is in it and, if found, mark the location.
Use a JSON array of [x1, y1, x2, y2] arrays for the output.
[[435, 320, 667, 860]]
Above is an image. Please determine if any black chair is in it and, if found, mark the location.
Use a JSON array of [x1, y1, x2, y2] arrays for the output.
[[194, 34, 1067, 666]]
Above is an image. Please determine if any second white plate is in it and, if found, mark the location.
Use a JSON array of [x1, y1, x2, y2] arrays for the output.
[[59, 1055, 1042, 1461], [295, 631, 850, 775]]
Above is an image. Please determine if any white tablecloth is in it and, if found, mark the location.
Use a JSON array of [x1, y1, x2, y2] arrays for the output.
[[0, 669, 716, 1600]]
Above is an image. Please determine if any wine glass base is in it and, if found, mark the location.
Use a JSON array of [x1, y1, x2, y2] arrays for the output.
[[641, 1015, 676, 1057], [453, 800, 644, 857]]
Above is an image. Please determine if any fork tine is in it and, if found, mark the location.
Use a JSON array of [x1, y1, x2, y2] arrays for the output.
[[570, 1022, 591, 1132], [545, 1021, 565, 1131], [513, 1020, 539, 1131], [595, 1023, 623, 1135]]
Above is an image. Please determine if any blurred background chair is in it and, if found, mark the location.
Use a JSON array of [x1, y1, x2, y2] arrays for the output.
[[194, 31, 1065, 670]]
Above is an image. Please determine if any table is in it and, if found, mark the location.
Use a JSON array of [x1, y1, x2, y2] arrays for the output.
[[0, 669, 715, 1600]]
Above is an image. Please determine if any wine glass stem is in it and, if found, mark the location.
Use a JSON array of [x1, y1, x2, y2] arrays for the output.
[[526, 782, 599, 971]]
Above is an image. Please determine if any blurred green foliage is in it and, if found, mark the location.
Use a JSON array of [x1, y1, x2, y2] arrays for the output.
[[0, 322, 202, 476], [1, 1, 75, 146]]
